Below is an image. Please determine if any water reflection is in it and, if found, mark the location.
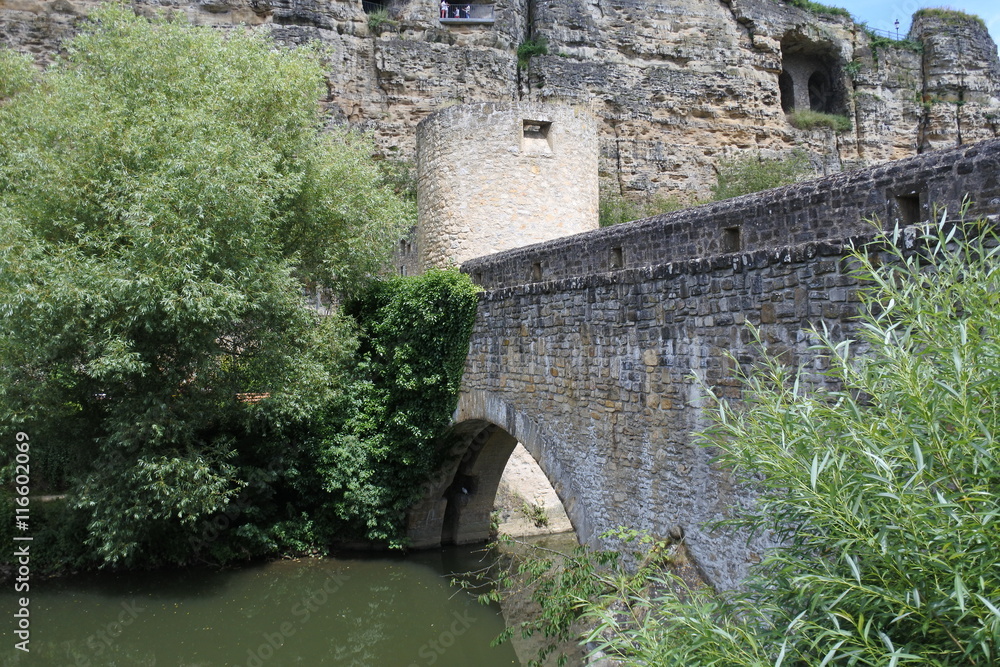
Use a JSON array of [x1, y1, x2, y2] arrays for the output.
[[493, 533, 589, 667], [0, 547, 519, 667]]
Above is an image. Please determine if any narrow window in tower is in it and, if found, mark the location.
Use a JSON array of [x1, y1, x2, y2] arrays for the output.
[[522, 120, 553, 154]]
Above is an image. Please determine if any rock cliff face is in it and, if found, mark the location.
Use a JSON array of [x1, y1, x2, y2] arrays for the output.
[[2, 0, 999, 200]]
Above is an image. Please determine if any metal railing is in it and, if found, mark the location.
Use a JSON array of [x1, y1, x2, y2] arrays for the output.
[[867, 26, 905, 40], [439, 2, 495, 23]]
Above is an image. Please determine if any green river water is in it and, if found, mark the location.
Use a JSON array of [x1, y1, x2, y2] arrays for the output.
[[0, 543, 535, 667]]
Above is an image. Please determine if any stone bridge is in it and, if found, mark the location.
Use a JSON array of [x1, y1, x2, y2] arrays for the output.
[[406, 139, 1000, 591]]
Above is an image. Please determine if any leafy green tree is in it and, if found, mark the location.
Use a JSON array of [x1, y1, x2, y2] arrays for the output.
[[0, 48, 34, 101], [584, 213, 1000, 664], [0, 7, 409, 565]]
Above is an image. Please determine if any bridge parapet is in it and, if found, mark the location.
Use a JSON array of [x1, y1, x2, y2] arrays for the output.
[[462, 138, 1000, 289], [407, 139, 999, 592]]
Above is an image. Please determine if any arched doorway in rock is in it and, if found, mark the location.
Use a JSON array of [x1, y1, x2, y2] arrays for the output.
[[779, 70, 795, 113], [778, 32, 848, 116], [808, 70, 832, 112]]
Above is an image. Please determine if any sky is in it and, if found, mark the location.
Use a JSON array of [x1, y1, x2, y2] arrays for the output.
[[830, 0, 1000, 51]]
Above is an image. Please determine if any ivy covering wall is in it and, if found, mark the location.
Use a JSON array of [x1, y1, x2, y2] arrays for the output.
[[307, 269, 482, 546]]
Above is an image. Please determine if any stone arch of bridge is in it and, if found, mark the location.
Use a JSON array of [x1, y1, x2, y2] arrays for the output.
[[404, 391, 585, 548]]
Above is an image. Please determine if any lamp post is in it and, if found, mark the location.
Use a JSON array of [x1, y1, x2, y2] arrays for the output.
[[895, 19, 900, 40]]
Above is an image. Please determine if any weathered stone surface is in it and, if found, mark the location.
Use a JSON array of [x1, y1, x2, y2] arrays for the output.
[[3, 0, 998, 201], [463, 138, 1000, 289], [405, 139, 1000, 592], [913, 12, 1000, 152], [417, 102, 599, 269], [494, 443, 574, 537]]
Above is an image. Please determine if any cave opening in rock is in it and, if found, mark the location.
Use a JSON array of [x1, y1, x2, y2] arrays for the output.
[[779, 32, 848, 116]]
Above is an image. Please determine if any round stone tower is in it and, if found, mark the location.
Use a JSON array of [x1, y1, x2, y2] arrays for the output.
[[416, 102, 599, 270]]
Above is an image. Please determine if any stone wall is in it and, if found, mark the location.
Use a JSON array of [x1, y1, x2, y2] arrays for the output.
[[463, 138, 1000, 289], [416, 101, 599, 269], [3, 0, 998, 203], [403, 138, 1000, 592], [449, 230, 864, 590]]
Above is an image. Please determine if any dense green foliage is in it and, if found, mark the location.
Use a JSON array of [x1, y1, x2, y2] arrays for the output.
[[517, 37, 549, 67], [598, 187, 692, 227], [583, 214, 1000, 664], [0, 8, 473, 570], [305, 269, 481, 546], [711, 149, 812, 201], [0, 268, 480, 569], [0, 48, 34, 100]]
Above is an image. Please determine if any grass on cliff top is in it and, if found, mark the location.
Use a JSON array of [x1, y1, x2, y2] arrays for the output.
[[776, 0, 851, 18], [865, 31, 924, 55], [788, 109, 853, 132], [914, 7, 987, 29]]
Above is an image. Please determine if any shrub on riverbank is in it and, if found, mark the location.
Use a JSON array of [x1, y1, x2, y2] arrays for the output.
[[584, 212, 1000, 665], [0, 8, 475, 573], [294, 269, 481, 547], [1, 269, 480, 572]]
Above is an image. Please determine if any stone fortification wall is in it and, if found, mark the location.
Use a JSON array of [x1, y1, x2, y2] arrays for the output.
[[453, 229, 864, 589], [463, 138, 1000, 289], [434, 140, 1000, 590], [2, 0, 998, 204], [416, 102, 598, 269]]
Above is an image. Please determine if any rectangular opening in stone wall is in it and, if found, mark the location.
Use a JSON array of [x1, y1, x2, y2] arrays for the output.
[[722, 226, 741, 253], [399, 265, 407, 276], [473, 271, 483, 284], [531, 262, 542, 282], [894, 192, 924, 225], [610, 246, 624, 269], [439, 2, 495, 23], [521, 120, 553, 154]]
